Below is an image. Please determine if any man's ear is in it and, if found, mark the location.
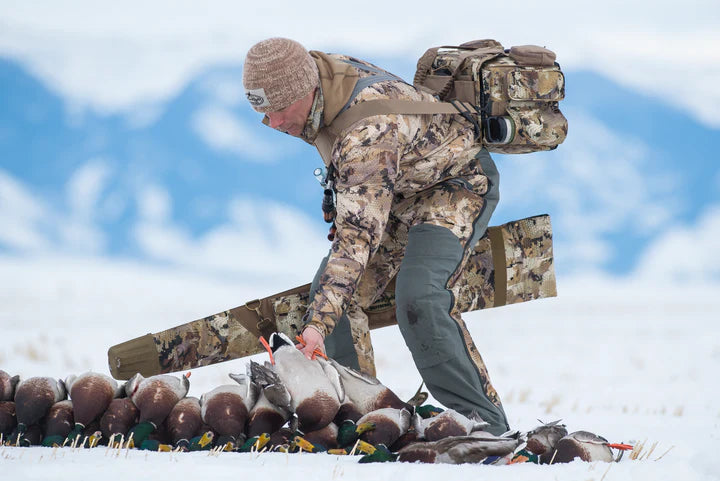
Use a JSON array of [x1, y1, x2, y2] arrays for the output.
[[262, 115, 270, 126]]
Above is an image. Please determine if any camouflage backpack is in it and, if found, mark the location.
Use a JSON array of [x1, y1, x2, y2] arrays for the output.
[[319, 39, 567, 157]]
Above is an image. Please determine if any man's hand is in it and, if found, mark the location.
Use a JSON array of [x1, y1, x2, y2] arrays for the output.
[[295, 326, 326, 360]]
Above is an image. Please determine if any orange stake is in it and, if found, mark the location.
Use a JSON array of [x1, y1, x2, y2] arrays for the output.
[[259, 336, 275, 365], [311, 348, 328, 360], [295, 335, 306, 347], [607, 443, 634, 450]]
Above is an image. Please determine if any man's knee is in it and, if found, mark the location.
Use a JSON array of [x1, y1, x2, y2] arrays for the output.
[[395, 224, 465, 368]]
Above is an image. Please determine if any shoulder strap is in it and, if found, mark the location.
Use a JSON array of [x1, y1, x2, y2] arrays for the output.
[[315, 99, 478, 166], [326, 99, 474, 136]]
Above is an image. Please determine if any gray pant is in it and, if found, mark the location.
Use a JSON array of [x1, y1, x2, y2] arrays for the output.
[[309, 150, 509, 434]]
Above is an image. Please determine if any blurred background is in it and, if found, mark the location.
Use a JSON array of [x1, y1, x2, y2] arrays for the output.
[[1, 1, 718, 400]]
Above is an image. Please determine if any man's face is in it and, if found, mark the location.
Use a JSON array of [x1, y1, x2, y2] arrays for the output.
[[265, 88, 316, 137]]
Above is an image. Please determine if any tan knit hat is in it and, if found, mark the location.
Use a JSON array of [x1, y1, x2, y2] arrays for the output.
[[243, 38, 319, 113]]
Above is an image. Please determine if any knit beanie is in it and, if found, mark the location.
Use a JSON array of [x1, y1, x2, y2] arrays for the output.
[[243, 38, 319, 113]]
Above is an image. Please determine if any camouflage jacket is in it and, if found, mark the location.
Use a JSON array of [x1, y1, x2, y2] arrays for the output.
[[301, 54, 488, 338]]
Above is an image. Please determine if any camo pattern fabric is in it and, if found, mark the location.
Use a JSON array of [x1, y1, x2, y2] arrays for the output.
[[273, 292, 310, 335], [501, 215, 557, 303], [155, 310, 257, 372], [304, 53, 483, 339], [344, 303, 376, 376], [479, 58, 567, 152], [452, 235, 496, 313], [425, 50, 567, 154], [507, 70, 564, 101]]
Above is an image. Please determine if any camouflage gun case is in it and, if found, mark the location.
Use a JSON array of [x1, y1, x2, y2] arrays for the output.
[[108, 214, 557, 380]]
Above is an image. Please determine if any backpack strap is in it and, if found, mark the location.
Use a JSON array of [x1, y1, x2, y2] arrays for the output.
[[315, 99, 479, 166], [325, 99, 476, 137]]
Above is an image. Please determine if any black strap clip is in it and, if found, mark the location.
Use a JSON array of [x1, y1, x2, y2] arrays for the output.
[[450, 100, 482, 140]]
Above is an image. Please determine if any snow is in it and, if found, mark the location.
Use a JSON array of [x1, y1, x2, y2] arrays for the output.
[[1, 256, 719, 480]]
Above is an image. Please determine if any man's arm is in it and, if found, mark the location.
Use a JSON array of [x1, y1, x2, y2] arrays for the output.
[[298, 116, 401, 358]]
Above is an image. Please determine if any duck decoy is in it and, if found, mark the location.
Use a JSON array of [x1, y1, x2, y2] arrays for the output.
[[64, 372, 122, 444]]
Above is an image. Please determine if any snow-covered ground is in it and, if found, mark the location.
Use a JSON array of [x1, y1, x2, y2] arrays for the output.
[[1, 255, 718, 480]]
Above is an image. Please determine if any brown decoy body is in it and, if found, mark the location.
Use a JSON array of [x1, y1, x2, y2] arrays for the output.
[[65, 373, 121, 429], [42, 400, 74, 441], [200, 375, 258, 447], [0, 401, 17, 438], [302, 421, 339, 450], [553, 430, 615, 463], [100, 398, 139, 443], [413, 409, 489, 441], [166, 396, 203, 448], [358, 407, 412, 447], [13, 377, 66, 440], [125, 373, 189, 427], [525, 419, 568, 463], [0, 370, 20, 402]]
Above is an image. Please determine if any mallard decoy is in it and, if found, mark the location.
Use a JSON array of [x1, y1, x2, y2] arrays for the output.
[[41, 400, 74, 447], [64, 372, 122, 444], [11, 377, 66, 443], [397, 431, 520, 464], [146, 419, 171, 446], [389, 428, 420, 452], [246, 362, 290, 438], [336, 418, 376, 448], [188, 431, 215, 451], [268, 426, 296, 451], [0, 401, 17, 439], [166, 397, 203, 450], [255, 333, 345, 432], [16, 423, 43, 447], [525, 419, 568, 463], [200, 373, 258, 449], [414, 404, 444, 419], [139, 439, 174, 451], [237, 432, 271, 453], [298, 421, 339, 451], [413, 409, 488, 441], [329, 359, 407, 417], [100, 398, 139, 445], [0, 370, 19, 401], [125, 373, 190, 447], [553, 431, 616, 463], [357, 407, 412, 448], [358, 444, 396, 463]]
